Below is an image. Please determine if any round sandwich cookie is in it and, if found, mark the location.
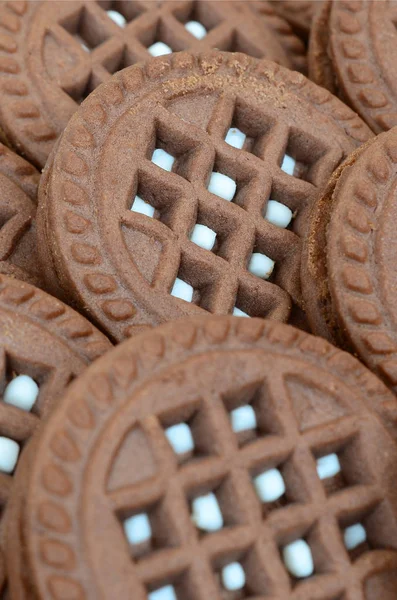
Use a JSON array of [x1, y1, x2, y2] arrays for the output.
[[0, 142, 46, 289], [0, 0, 306, 169], [37, 50, 372, 342], [6, 316, 397, 599], [0, 274, 111, 592], [268, 0, 318, 41], [309, 0, 397, 135], [302, 127, 397, 394]]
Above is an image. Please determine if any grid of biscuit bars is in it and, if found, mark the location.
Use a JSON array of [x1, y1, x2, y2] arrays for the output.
[[54, 0, 282, 104], [120, 93, 339, 319], [53, 1, 341, 319], [109, 378, 393, 599]]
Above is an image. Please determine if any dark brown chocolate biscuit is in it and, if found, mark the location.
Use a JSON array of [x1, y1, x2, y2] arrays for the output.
[[0, 142, 46, 289], [0, 0, 306, 169], [37, 50, 372, 342], [0, 274, 111, 594], [269, 0, 317, 40], [6, 316, 397, 599], [309, 0, 397, 134], [302, 127, 397, 394]]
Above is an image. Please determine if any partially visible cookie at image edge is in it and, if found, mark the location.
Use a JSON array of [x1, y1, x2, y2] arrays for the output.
[[0, 0, 306, 168], [6, 316, 397, 599], [309, 0, 397, 134], [302, 126, 397, 394]]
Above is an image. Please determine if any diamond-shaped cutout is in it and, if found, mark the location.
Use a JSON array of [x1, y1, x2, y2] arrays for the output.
[[160, 403, 216, 465], [119, 497, 176, 560], [282, 538, 314, 580], [0, 353, 50, 415], [311, 434, 362, 497], [189, 224, 217, 251], [148, 585, 178, 600], [0, 437, 20, 474], [152, 148, 175, 172], [189, 476, 241, 537], [104, 1, 143, 25], [3, 375, 39, 412], [191, 491, 223, 533], [173, 0, 221, 35], [136, 18, 177, 56], [250, 454, 304, 518], [224, 127, 246, 150], [101, 45, 138, 75], [247, 252, 275, 280], [338, 502, 397, 563], [149, 119, 201, 181], [170, 276, 194, 303], [221, 98, 275, 158], [232, 306, 250, 318], [106, 9, 127, 27], [220, 562, 246, 595], [253, 468, 286, 505], [232, 279, 284, 320], [222, 380, 282, 446], [213, 546, 270, 597], [131, 195, 156, 218], [206, 152, 261, 212], [60, 72, 97, 105], [168, 252, 219, 312], [343, 523, 367, 557], [128, 170, 188, 231], [208, 171, 237, 202], [185, 20, 207, 39], [60, 6, 110, 51], [280, 130, 328, 186], [264, 200, 293, 229]]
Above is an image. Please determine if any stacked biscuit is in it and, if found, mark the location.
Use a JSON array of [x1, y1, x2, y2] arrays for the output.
[[0, 1, 397, 598]]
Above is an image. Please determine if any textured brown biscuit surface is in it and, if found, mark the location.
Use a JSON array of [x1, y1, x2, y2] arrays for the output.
[[269, 0, 317, 40], [302, 126, 397, 394], [6, 316, 397, 599], [0, 275, 111, 594], [0, 143, 46, 289], [37, 50, 372, 342], [0, 0, 306, 168], [309, 0, 397, 134]]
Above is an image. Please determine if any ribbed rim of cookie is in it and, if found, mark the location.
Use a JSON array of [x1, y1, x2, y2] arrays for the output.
[[0, 274, 111, 362], [301, 136, 376, 346], [9, 316, 397, 599], [0, 142, 39, 201], [323, 127, 397, 393], [308, 0, 336, 94], [315, 0, 397, 134], [0, 0, 306, 168], [38, 49, 372, 342]]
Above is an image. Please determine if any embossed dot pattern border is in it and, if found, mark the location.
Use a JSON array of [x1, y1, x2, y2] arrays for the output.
[[327, 128, 397, 392], [328, 0, 397, 133]]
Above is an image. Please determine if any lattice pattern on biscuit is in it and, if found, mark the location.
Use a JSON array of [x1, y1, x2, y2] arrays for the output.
[[0, 351, 41, 506], [111, 377, 391, 598], [52, 0, 292, 105], [121, 95, 340, 319]]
